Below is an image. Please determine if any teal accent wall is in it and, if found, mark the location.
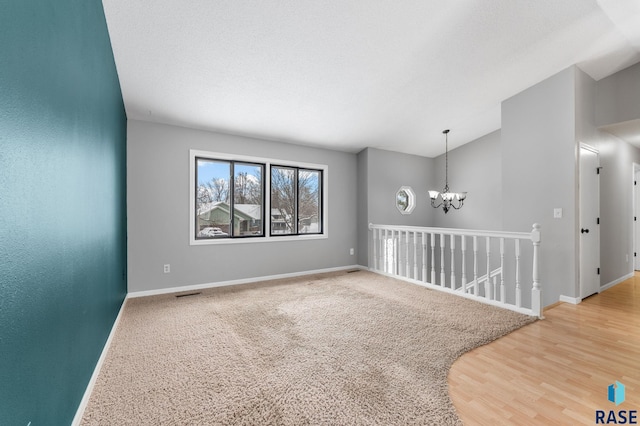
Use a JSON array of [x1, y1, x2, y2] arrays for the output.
[[0, 1, 127, 424]]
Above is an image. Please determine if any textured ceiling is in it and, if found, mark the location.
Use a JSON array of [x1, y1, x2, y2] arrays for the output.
[[102, 0, 640, 157]]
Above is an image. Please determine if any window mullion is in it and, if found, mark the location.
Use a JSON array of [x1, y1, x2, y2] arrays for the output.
[[294, 168, 298, 234]]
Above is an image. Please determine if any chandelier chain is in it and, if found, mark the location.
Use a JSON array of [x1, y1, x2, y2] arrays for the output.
[[444, 130, 449, 193]]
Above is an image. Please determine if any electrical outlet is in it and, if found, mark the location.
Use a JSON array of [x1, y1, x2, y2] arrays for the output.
[[163, 264, 170, 273], [350, 248, 355, 255]]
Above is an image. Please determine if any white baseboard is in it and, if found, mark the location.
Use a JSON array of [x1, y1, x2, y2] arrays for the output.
[[600, 272, 634, 292], [72, 297, 128, 426], [128, 265, 366, 298], [558, 272, 635, 305], [559, 295, 581, 304]]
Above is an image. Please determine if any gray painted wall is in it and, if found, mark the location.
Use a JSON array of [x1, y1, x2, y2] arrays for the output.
[[127, 120, 358, 292], [356, 148, 369, 266], [364, 148, 434, 227], [432, 130, 502, 230], [357, 148, 435, 267], [596, 61, 640, 127], [501, 67, 578, 306]]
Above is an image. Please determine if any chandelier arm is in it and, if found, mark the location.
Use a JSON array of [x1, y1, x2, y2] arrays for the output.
[[430, 199, 444, 209], [449, 199, 465, 210]]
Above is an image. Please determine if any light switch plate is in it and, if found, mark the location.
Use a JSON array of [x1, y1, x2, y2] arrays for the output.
[[553, 208, 563, 219]]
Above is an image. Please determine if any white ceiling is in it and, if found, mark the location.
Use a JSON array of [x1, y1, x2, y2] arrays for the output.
[[102, 0, 640, 158]]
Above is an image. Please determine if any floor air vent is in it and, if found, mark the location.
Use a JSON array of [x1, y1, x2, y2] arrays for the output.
[[175, 292, 201, 298]]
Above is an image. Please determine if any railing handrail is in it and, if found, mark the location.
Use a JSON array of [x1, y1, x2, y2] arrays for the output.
[[368, 223, 532, 240]]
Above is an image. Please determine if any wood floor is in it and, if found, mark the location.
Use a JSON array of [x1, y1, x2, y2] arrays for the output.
[[449, 272, 640, 425]]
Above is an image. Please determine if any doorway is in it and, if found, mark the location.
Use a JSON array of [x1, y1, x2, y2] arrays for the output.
[[579, 144, 601, 299]]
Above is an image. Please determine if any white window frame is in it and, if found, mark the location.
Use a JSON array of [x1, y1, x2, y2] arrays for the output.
[[189, 149, 328, 245]]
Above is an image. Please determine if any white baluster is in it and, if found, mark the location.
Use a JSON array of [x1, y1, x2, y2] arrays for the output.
[[515, 238, 521, 308], [377, 228, 382, 271], [531, 224, 542, 317], [493, 276, 498, 301], [372, 228, 378, 271], [450, 234, 456, 290], [383, 229, 388, 273], [500, 238, 505, 303], [440, 233, 445, 287], [378, 229, 381, 272], [413, 232, 418, 280], [430, 233, 436, 284], [422, 232, 427, 282], [397, 230, 402, 276], [393, 230, 398, 275], [387, 230, 396, 274], [397, 230, 401, 276], [485, 237, 492, 299], [473, 236, 479, 295], [405, 231, 410, 279], [461, 236, 467, 291]]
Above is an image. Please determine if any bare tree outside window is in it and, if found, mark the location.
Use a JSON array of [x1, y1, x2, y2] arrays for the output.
[[271, 167, 296, 234], [195, 159, 264, 239], [298, 170, 321, 234], [234, 163, 264, 236], [271, 166, 322, 235], [209, 178, 230, 203], [196, 159, 231, 237]]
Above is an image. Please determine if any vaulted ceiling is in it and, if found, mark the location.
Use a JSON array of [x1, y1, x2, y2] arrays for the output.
[[102, 0, 640, 157]]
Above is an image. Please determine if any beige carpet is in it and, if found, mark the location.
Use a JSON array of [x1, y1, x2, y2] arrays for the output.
[[81, 270, 536, 425]]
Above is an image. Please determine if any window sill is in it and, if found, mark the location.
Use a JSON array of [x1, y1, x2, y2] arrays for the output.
[[189, 233, 328, 246]]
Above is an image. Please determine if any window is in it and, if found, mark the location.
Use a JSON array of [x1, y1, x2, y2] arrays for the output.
[[195, 158, 264, 239], [190, 150, 327, 244], [270, 166, 322, 235], [298, 169, 322, 234]]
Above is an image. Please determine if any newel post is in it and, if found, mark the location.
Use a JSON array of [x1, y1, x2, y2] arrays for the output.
[[369, 223, 376, 272], [531, 223, 542, 318]]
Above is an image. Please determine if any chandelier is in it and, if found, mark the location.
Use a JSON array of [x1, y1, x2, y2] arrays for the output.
[[428, 129, 466, 213]]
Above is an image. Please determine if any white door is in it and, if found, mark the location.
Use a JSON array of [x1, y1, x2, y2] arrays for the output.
[[635, 168, 640, 270], [579, 145, 600, 299]]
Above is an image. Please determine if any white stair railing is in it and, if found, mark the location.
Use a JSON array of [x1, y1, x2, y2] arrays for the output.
[[369, 223, 542, 318]]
